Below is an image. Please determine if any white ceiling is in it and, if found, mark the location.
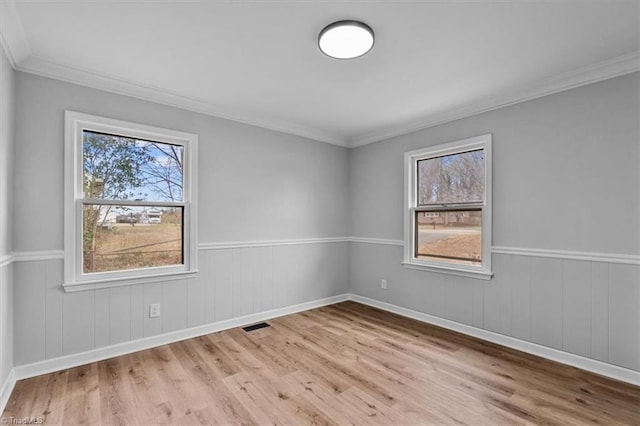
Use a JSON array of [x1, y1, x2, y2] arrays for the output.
[[1, 1, 638, 147]]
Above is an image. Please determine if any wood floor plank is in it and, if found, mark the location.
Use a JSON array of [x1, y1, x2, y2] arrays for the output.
[[223, 371, 296, 425], [35, 370, 68, 424], [64, 363, 101, 425], [3, 301, 639, 425]]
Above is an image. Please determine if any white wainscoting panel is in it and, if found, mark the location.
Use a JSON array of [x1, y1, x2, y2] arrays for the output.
[[349, 241, 640, 373], [12, 241, 349, 366], [563, 259, 592, 358], [351, 294, 640, 386]]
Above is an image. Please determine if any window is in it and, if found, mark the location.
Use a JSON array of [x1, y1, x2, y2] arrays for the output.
[[403, 134, 492, 279], [64, 112, 198, 291]]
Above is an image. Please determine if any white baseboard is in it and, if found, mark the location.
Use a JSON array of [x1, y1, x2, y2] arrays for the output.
[[12, 294, 349, 382], [0, 368, 16, 414], [349, 294, 640, 386], [2, 291, 637, 416]]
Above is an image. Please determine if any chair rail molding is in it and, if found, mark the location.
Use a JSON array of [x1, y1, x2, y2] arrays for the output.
[[9, 243, 639, 266], [0, 253, 14, 268], [349, 238, 640, 265]]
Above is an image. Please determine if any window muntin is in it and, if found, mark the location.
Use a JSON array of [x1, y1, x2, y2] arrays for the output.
[[404, 134, 492, 278], [65, 112, 198, 291]]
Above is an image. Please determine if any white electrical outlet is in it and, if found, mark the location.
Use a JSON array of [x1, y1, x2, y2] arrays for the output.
[[381, 279, 387, 289], [149, 303, 161, 318]]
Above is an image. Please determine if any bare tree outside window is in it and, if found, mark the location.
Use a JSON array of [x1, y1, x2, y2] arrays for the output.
[[417, 149, 484, 205], [415, 149, 485, 264]]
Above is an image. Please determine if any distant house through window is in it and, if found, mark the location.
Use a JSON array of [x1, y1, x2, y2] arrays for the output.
[[64, 112, 198, 291], [403, 134, 492, 279]]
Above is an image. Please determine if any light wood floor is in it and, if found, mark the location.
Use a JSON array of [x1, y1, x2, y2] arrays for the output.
[[3, 301, 639, 425]]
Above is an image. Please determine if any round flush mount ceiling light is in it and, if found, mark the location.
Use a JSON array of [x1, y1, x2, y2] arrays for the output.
[[318, 20, 375, 59]]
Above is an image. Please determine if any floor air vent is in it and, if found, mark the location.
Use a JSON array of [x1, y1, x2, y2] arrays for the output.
[[242, 322, 270, 332]]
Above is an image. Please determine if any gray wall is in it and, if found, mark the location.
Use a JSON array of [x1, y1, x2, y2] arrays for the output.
[[349, 72, 640, 372], [11, 73, 350, 366], [14, 73, 349, 251], [6, 66, 640, 375], [0, 46, 15, 389]]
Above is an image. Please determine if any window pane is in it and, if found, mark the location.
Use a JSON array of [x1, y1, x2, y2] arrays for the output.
[[417, 149, 484, 205], [415, 210, 481, 265], [83, 204, 183, 273], [83, 131, 184, 203]]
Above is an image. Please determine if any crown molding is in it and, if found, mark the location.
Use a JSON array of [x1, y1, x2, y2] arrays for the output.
[[14, 54, 349, 147], [348, 51, 640, 148], [1, 0, 637, 150], [0, 0, 31, 68]]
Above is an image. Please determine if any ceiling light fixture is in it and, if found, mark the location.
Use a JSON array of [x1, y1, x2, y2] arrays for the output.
[[318, 20, 375, 60]]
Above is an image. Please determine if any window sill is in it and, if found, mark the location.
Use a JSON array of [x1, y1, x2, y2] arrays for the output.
[[401, 261, 492, 280], [62, 269, 199, 292]]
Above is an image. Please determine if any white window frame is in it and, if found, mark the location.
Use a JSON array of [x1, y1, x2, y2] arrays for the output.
[[63, 111, 198, 292], [403, 134, 492, 280]]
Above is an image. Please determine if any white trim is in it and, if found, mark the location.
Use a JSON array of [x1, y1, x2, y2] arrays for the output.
[[0, 254, 14, 269], [63, 111, 198, 291], [62, 270, 199, 293], [12, 250, 64, 263], [492, 246, 640, 265], [9, 244, 638, 266], [12, 294, 349, 381], [5, 291, 638, 407], [0, 368, 16, 415], [349, 294, 640, 386], [198, 237, 349, 251], [403, 134, 492, 278], [400, 261, 493, 280], [16, 55, 348, 147], [348, 239, 640, 266], [348, 237, 404, 246], [348, 52, 640, 147], [1, 1, 635, 151]]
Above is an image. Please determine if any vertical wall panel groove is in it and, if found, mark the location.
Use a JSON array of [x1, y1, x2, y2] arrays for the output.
[[608, 264, 640, 370], [109, 286, 131, 345], [562, 259, 591, 357], [130, 284, 144, 340], [44, 260, 63, 359], [591, 262, 609, 362], [531, 257, 563, 350], [94, 288, 109, 349], [511, 255, 532, 341]]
